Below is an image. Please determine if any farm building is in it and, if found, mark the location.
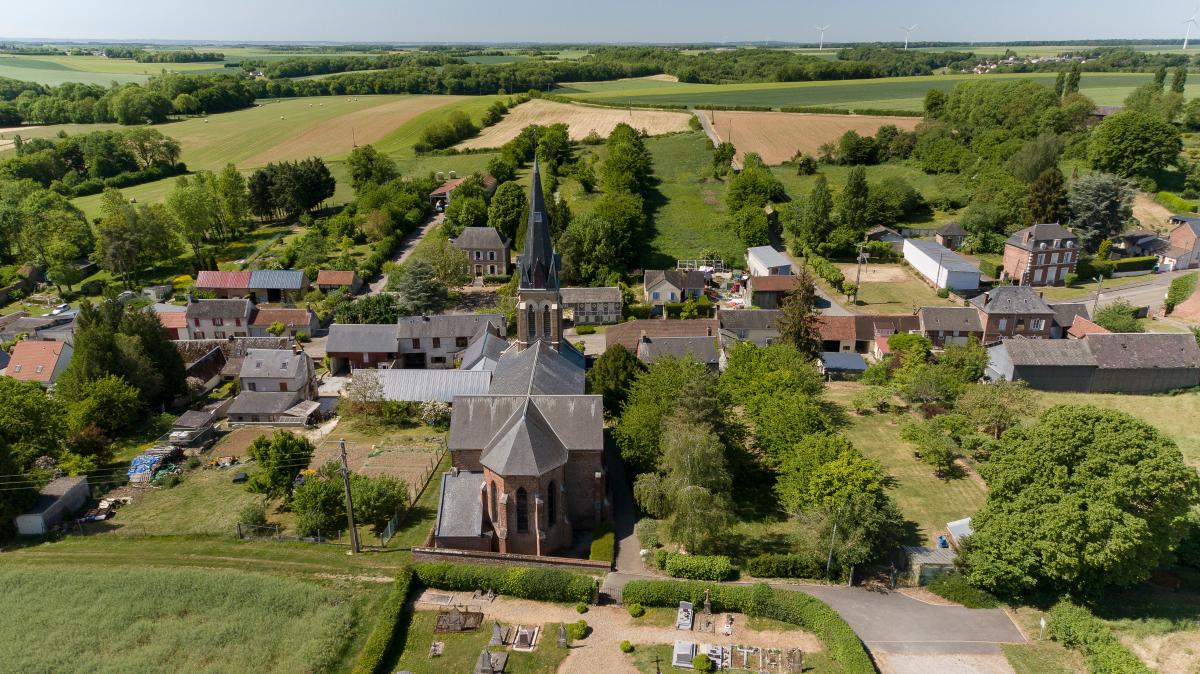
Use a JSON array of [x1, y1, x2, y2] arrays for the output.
[[560, 286, 621, 325], [605, 318, 718, 353], [902, 545, 957, 585], [248, 306, 319, 338], [746, 275, 799, 309], [746, 245, 794, 277], [903, 238, 981, 291], [326, 323, 400, 372], [315, 270, 362, 295], [247, 270, 309, 304], [986, 333, 1200, 393], [14, 476, 89, 536], [866, 226, 904, 251], [194, 270, 251, 299], [934, 222, 968, 251]]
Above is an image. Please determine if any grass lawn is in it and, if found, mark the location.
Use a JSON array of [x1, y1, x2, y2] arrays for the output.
[[96, 465, 270, 537], [1031, 389, 1200, 467], [827, 384, 988, 545], [847, 266, 960, 314], [391, 611, 568, 674], [0, 564, 367, 674], [1037, 273, 1153, 301], [1002, 608, 1087, 674]]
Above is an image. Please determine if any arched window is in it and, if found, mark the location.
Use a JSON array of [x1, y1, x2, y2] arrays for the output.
[[547, 481, 557, 525], [526, 305, 536, 342], [490, 481, 498, 520], [542, 305, 551, 338], [516, 488, 529, 533]]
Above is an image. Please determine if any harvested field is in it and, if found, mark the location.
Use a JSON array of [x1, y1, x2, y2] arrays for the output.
[[458, 99, 692, 150], [704, 110, 921, 165], [244, 95, 467, 166], [835, 262, 910, 283]]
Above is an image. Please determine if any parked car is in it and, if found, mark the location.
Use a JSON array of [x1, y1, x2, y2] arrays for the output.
[[48, 303, 70, 316], [116, 291, 136, 303]]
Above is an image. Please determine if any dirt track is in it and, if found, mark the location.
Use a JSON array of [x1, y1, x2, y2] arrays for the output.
[[458, 99, 692, 149], [705, 110, 921, 165]]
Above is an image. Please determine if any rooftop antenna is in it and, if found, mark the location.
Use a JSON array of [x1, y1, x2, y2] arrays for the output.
[[902, 24, 919, 50], [816, 25, 831, 51], [1185, 5, 1199, 50]]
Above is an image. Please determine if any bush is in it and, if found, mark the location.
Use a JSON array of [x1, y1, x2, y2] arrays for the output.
[[482, 274, 512, 285], [745, 553, 823, 579], [936, 287, 950, 299], [238, 500, 268, 528], [589, 522, 615, 562], [352, 568, 414, 674], [654, 548, 670, 570], [627, 602, 646, 618], [575, 601, 589, 614], [925, 573, 1000, 608], [1166, 272, 1199, 313], [636, 519, 660, 549], [622, 580, 874, 674], [1156, 191, 1196, 213], [693, 654, 715, 672], [567, 619, 589, 640], [575, 324, 596, 335], [1111, 255, 1157, 273], [626, 303, 652, 320], [413, 563, 596, 604], [1048, 601, 1151, 674], [977, 259, 1003, 279], [664, 553, 738, 581], [620, 640, 634, 653], [1064, 272, 1079, 287]]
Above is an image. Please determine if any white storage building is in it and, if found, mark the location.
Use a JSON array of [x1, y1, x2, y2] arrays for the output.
[[14, 476, 89, 535], [902, 238, 981, 291], [746, 246, 794, 277]]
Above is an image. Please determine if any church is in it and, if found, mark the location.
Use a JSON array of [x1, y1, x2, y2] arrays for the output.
[[431, 160, 608, 557]]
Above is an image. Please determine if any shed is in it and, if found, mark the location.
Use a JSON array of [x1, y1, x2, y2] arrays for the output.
[[902, 238, 981, 291], [947, 517, 973, 548], [15, 476, 89, 535], [818, 351, 867, 378], [902, 545, 957, 585], [746, 245, 794, 277]]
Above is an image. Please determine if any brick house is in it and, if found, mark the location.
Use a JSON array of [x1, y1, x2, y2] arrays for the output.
[[935, 221, 968, 251], [1160, 215, 1200, 270], [969, 285, 1056, 342], [451, 227, 510, 277], [1002, 223, 1079, 287]]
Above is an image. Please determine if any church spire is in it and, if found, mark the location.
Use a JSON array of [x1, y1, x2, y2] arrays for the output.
[[518, 158, 558, 291]]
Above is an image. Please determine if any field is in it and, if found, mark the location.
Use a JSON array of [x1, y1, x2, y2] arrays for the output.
[[556, 72, 1172, 111], [0, 565, 365, 674], [458, 99, 692, 149], [95, 467, 268, 537], [0, 54, 220, 85], [705, 110, 921, 165]]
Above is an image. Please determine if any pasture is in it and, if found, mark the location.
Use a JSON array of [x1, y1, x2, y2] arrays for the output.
[[704, 109, 921, 165], [0, 54, 219, 85], [457, 99, 692, 149], [0, 565, 365, 674]]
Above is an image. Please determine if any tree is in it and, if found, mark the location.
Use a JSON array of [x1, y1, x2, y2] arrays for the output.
[[1065, 63, 1081, 95], [292, 464, 346, 537], [172, 92, 200, 115], [1172, 66, 1188, 94], [388, 259, 449, 315], [720, 342, 825, 402], [487, 181, 527, 244], [167, 174, 221, 264], [335, 294, 399, 324], [1008, 132, 1064, 183], [725, 153, 784, 212], [712, 141, 735, 177], [412, 236, 471, 288], [1067, 173, 1134, 252], [94, 189, 178, 288], [938, 337, 988, 384], [923, 89, 947, 118], [729, 206, 769, 247], [247, 430, 315, 500], [1093, 298, 1143, 333], [346, 145, 397, 193], [351, 473, 409, 537], [442, 195, 488, 238], [587, 344, 644, 416], [615, 357, 717, 474], [837, 165, 869, 234], [775, 270, 822, 360], [1054, 71, 1066, 97], [962, 405, 1200, 597], [65, 374, 140, 461], [214, 164, 250, 235], [775, 433, 857, 514], [0, 377, 66, 468], [956, 380, 1035, 438], [341, 370, 385, 419], [1089, 110, 1182, 178], [1027, 167, 1071, 225], [558, 212, 624, 285]]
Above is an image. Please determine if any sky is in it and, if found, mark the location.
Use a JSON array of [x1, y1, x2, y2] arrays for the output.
[[3, 0, 1198, 44]]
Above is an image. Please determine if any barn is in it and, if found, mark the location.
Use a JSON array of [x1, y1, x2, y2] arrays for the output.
[[14, 476, 90, 536]]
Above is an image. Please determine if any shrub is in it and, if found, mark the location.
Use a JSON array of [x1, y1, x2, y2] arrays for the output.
[[654, 548, 670, 570], [1048, 601, 1151, 674], [575, 324, 596, 335], [936, 287, 950, 299], [1156, 191, 1196, 213], [567, 619, 589, 640], [803, 251, 847, 293], [238, 500, 268, 528], [482, 274, 512, 285], [693, 654, 715, 672], [589, 522, 615, 562], [664, 554, 738, 581], [636, 519, 660, 549], [620, 640, 634, 653], [352, 568, 414, 674], [1166, 272, 1199, 313], [413, 563, 596, 604], [626, 303, 652, 320], [627, 602, 645, 618], [575, 601, 589, 614], [745, 553, 823, 579], [977, 259, 1003, 279], [1111, 256, 1157, 274], [1064, 272, 1079, 287], [925, 573, 1000, 608]]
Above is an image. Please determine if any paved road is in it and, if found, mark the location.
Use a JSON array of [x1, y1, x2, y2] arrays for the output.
[[366, 213, 444, 293], [600, 572, 1024, 657], [607, 444, 643, 576], [692, 109, 742, 171]]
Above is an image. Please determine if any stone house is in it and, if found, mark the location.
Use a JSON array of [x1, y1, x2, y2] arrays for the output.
[[643, 269, 705, 305], [184, 297, 253, 340], [451, 227, 510, 277]]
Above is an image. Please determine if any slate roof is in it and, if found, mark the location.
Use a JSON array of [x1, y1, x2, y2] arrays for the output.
[[0, 349, 9, 372], [1170, 214, 1200, 233], [248, 269, 306, 290], [718, 309, 779, 331], [362, 369, 492, 402], [746, 245, 793, 270], [749, 275, 799, 293], [396, 314, 505, 340], [4, 340, 69, 383], [452, 227, 508, 249], [459, 330, 508, 372], [638, 335, 719, 365], [435, 470, 485, 538], [1002, 339, 1097, 367], [326, 324, 398, 354], [195, 270, 251, 289], [315, 270, 358, 286], [936, 221, 968, 236], [970, 285, 1055, 315], [185, 298, 253, 320], [517, 159, 560, 291], [605, 319, 718, 353], [919, 307, 982, 333], [644, 269, 706, 290], [856, 314, 920, 338], [174, 409, 217, 430], [819, 351, 868, 372], [228, 390, 301, 415], [251, 307, 314, 327], [817, 315, 858, 342], [1006, 223, 1077, 250], [479, 398, 569, 476], [560, 286, 621, 304], [449, 395, 603, 456], [489, 341, 585, 395], [1086, 333, 1200, 369], [240, 349, 309, 379], [0, 315, 69, 336], [1048, 302, 1091, 329]]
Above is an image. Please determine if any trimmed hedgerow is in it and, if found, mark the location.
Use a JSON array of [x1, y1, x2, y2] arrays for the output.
[[622, 579, 875, 674], [925, 573, 1000, 609], [1047, 601, 1151, 674], [352, 567, 414, 674], [664, 553, 738, 581], [1111, 256, 1157, 274], [745, 553, 824, 580], [1166, 272, 1198, 313], [412, 562, 596, 604]]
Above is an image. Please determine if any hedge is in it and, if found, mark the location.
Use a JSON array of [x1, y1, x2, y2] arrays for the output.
[[745, 553, 824, 580], [622, 580, 875, 674], [1166, 272, 1199, 312], [352, 567, 414, 674], [413, 562, 596, 604], [1047, 601, 1151, 674], [779, 105, 923, 118], [924, 573, 1000, 609], [664, 554, 737, 581], [483, 274, 512, 285], [626, 303, 652, 320], [1156, 191, 1197, 214], [575, 324, 597, 335], [804, 250, 847, 293], [1111, 255, 1157, 273], [589, 522, 615, 563], [977, 259, 1003, 280]]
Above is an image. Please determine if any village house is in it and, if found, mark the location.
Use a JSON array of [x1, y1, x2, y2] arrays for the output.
[[717, 309, 780, 347], [153, 303, 188, 340], [184, 297, 253, 340], [1048, 303, 1091, 339], [605, 318, 719, 353], [315, 270, 362, 295], [745, 245, 794, 277], [395, 314, 506, 369], [560, 286, 622, 325], [326, 323, 400, 372], [643, 269, 705, 306], [227, 348, 319, 424], [918, 307, 983, 347], [934, 222, 968, 251], [817, 315, 859, 353], [429, 174, 498, 211], [1, 340, 73, 387], [1002, 223, 1079, 286], [1159, 215, 1200, 271], [635, 334, 720, 371], [746, 275, 798, 310], [248, 306, 319, 338], [969, 285, 1056, 342], [451, 227, 510, 277]]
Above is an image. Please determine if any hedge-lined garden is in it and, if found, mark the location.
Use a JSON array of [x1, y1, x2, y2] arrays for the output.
[[622, 579, 876, 674]]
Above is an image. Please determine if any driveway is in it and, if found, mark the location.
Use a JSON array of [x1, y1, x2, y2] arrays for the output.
[[367, 213, 444, 293]]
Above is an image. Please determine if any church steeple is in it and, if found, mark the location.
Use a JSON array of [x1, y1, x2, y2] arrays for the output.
[[518, 158, 559, 292]]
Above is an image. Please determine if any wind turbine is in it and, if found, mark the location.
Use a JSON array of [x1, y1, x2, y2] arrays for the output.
[[1185, 5, 1199, 51], [816, 24, 831, 51], [902, 24, 918, 50]]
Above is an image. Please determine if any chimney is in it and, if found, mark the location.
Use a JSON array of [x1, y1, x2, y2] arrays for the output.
[[1023, 230, 1033, 244], [187, 291, 195, 304], [981, 291, 990, 307]]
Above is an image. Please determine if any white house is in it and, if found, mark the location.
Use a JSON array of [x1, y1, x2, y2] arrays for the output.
[[238, 348, 316, 397], [643, 270, 705, 305], [902, 238, 981, 291], [746, 245, 794, 277]]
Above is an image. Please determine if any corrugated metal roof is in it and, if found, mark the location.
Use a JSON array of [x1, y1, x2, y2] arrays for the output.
[[904, 238, 981, 274], [248, 269, 306, 290], [361, 368, 492, 402], [747, 245, 793, 270], [195, 270, 251, 289], [819, 351, 868, 371]]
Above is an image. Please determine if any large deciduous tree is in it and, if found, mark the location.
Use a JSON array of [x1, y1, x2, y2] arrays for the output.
[[247, 430, 316, 500], [346, 144, 398, 193], [615, 356, 718, 474], [1088, 110, 1182, 178], [486, 180, 527, 244], [586, 344, 644, 417], [775, 270, 823, 360]]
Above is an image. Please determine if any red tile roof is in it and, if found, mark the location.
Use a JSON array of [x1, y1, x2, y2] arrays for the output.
[[1067, 315, 1110, 339], [816, 315, 857, 342], [195, 270, 251, 289], [605, 319, 719, 353], [4, 340, 67, 383], [315, 270, 357, 286], [750, 275, 800, 293], [251, 307, 313, 327], [156, 311, 187, 329]]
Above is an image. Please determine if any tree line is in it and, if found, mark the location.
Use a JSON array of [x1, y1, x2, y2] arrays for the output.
[[1, 127, 183, 197], [102, 47, 225, 63]]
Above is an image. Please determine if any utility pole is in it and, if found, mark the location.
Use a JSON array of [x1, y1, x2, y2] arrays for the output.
[[339, 438, 361, 554], [1092, 275, 1104, 316], [825, 497, 849, 580], [852, 241, 869, 305]]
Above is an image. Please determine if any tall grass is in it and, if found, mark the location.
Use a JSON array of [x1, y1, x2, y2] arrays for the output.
[[0, 566, 358, 674]]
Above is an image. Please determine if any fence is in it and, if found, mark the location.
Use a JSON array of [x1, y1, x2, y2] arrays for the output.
[[677, 258, 728, 273]]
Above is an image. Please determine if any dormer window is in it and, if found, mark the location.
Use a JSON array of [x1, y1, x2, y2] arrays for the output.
[[12, 365, 21, 373], [1052, 239, 1060, 248], [1065, 240, 1074, 248]]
